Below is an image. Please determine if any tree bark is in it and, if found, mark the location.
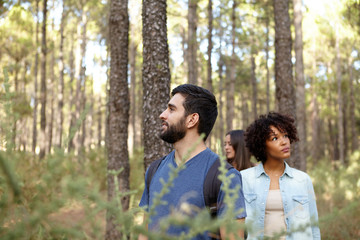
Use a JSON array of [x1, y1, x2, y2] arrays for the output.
[[187, 0, 198, 84], [32, 0, 40, 153], [335, 26, 344, 164], [48, 11, 56, 154], [142, 0, 172, 169], [265, 11, 270, 113], [274, 0, 298, 167], [207, 0, 213, 93], [39, 0, 48, 159], [293, 0, 306, 171], [250, 44, 257, 120], [348, 56, 358, 152], [79, 10, 87, 154], [68, 33, 76, 152], [310, 80, 320, 162], [57, 0, 66, 148], [97, 96, 102, 147], [106, 0, 130, 238], [226, 0, 237, 132]]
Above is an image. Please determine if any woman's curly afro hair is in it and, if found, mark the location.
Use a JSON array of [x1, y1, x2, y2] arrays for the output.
[[244, 112, 299, 164]]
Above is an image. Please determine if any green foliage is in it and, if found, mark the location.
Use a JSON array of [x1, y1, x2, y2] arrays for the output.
[[309, 151, 360, 239]]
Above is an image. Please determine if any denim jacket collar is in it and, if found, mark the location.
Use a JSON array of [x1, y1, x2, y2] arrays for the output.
[[255, 161, 294, 178]]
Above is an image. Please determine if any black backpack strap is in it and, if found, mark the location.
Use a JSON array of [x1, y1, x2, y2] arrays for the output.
[[203, 158, 234, 216], [146, 156, 166, 193]]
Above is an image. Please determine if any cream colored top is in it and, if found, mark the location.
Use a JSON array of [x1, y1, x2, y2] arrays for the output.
[[264, 189, 286, 239]]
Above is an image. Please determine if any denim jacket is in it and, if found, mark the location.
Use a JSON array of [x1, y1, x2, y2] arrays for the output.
[[240, 162, 321, 240]]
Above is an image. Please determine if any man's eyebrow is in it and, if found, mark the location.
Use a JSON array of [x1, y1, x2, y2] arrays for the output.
[[168, 103, 176, 109]]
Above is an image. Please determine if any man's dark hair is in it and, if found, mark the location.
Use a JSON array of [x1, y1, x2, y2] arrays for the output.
[[244, 112, 299, 164], [171, 84, 218, 141]]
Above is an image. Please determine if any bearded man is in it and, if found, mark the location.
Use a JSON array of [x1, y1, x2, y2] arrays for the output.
[[138, 84, 246, 240]]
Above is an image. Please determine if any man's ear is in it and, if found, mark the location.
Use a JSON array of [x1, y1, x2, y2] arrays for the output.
[[186, 113, 199, 129]]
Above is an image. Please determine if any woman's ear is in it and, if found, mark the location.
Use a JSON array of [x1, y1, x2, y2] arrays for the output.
[[186, 113, 199, 129]]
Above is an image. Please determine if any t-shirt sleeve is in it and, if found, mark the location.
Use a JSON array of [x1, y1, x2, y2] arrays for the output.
[[217, 169, 247, 219], [139, 167, 150, 211]]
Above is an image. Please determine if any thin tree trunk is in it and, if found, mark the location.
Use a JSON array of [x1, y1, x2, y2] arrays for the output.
[[342, 92, 348, 165], [39, 0, 48, 159], [242, 94, 249, 129], [57, 0, 66, 148], [310, 80, 320, 162], [32, 0, 40, 153], [97, 96, 102, 147], [207, 0, 213, 93], [265, 13, 270, 113], [217, 9, 224, 143], [12, 62, 20, 149], [106, 0, 130, 238], [79, 10, 87, 154], [335, 26, 344, 164], [68, 33, 76, 152], [48, 10, 56, 154], [187, 0, 198, 84], [218, 56, 224, 141], [293, 0, 306, 171], [349, 56, 358, 152], [226, 0, 237, 132], [250, 46, 257, 120], [142, 0, 171, 169]]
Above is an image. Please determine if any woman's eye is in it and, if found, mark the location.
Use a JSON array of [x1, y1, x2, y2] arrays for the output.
[[272, 137, 278, 141]]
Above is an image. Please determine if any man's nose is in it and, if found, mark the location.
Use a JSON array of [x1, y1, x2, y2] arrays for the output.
[[159, 109, 167, 119]]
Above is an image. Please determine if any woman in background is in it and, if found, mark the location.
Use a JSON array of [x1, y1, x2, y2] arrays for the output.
[[224, 130, 253, 171], [240, 112, 320, 239]]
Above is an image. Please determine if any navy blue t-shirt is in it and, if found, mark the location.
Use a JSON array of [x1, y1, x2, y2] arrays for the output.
[[139, 148, 246, 239]]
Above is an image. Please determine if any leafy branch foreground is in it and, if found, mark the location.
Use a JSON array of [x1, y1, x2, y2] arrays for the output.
[[0, 148, 360, 239]]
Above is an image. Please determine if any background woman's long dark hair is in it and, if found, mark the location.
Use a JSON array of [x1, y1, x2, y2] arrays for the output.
[[226, 130, 253, 171]]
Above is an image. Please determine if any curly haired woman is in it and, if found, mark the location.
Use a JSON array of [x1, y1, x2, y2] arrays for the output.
[[240, 112, 320, 240]]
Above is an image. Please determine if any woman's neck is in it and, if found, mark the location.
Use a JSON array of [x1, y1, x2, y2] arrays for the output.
[[263, 159, 285, 176]]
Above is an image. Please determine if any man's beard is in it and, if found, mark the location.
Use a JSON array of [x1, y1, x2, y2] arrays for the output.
[[160, 117, 186, 144]]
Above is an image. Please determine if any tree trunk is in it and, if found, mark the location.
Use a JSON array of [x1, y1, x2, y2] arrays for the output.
[[226, 0, 237, 132], [39, 0, 48, 159], [310, 80, 320, 162], [349, 56, 358, 152], [57, 0, 66, 148], [48, 11, 56, 154], [274, 0, 298, 168], [217, 11, 224, 143], [68, 33, 76, 152], [142, 0, 171, 170], [265, 13, 270, 113], [78, 10, 87, 155], [207, 0, 213, 93], [218, 56, 224, 142], [97, 96, 102, 147], [293, 0, 306, 171], [32, 0, 40, 153], [187, 0, 198, 84], [335, 26, 344, 164], [106, 0, 130, 238], [250, 48, 257, 120], [242, 94, 249, 129]]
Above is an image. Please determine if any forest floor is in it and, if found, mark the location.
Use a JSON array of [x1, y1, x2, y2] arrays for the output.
[[48, 201, 106, 239]]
